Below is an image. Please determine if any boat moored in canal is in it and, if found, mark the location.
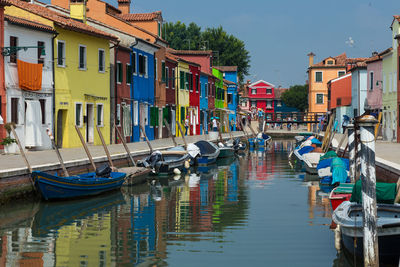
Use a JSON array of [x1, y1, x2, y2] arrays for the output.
[[136, 150, 192, 175], [194, 140, 220, 165]]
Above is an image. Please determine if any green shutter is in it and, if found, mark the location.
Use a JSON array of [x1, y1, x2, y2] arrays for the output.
[[180, 71, 185, 89], [162, 62, 166, 82], [181, 106, 185, 122], [155, 108, 159, 126], [117, 63, 123, 83], [163, 107, 170, 124], [150, 107, 156, 126]]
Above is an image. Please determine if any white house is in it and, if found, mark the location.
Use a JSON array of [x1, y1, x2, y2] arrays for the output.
[[350, 62, 368, 118], [4, 15, 55, 150]]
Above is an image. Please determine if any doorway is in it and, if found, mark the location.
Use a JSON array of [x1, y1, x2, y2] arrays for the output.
[[56, 109, 66, 148], [86, 103, 94, 143]]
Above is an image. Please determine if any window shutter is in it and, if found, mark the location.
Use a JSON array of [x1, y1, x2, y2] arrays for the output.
[[180, 71, 184, 89], [181, 106, 185, 122], [162, 62, 166, 82], [155, 108, 159, 126]]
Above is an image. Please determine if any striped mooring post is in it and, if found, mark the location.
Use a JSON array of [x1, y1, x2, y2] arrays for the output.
[[347, 124, 356, 182], [357, 115, 379, 267]]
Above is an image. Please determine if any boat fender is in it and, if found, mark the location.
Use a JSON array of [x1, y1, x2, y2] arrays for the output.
[[184, 160, 190, 169], [173, 174, 181, 181], [173, 168, 181, 175]]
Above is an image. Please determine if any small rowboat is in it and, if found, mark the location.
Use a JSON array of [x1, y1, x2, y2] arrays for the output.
[[194, 140, 220, 165], [32, 170, 126, 200], [328, 183, 354, 210]]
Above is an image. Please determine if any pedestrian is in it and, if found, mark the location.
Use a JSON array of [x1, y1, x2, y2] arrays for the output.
[[212, 117, 218, 132], [184, 116, 189, 136], [230, 119, 235, 131], [342, 115, 349, 133]]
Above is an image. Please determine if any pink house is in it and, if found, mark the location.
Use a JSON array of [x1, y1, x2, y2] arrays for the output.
[[366, 52, 384, 111], [248, 80, 275, 114]]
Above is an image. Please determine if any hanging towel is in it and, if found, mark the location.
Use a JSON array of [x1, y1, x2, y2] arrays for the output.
[[17, 60, 43, 91], [25, 100, 44, 147], [122, 105, 132, 137]]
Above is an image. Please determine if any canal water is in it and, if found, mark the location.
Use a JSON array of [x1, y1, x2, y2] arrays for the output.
[[0, 140, 356, 266]]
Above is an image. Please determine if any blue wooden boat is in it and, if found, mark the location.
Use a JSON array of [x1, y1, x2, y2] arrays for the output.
[[32, 170, 126, 200], [194, 140, 220, 165]]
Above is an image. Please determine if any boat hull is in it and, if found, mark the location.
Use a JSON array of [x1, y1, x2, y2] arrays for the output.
[[32, 171, 126, 200], [218, 147, 235, 158]]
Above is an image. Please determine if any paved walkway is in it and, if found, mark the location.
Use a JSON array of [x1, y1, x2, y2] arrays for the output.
[[0, 131, 244, 178]]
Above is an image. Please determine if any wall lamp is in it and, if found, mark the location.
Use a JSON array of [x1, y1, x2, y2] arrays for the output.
[[2, 46, 45, 57]]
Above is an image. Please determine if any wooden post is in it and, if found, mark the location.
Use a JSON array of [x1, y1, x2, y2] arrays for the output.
[[347, 124, 356, 182], [46, 129, 69, 177], [163, 118, 177, 146], [357, 115, 379, 267], [176, 121, 187, 149], [114, 122, 136, 167], [96, 125, 114, 169], [74, 125, 96, 171], [139, 124, 153, 153], [10, 124, 32, 173]]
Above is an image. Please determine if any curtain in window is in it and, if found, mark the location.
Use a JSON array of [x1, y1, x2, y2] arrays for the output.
[[122, 105, 132, 137]]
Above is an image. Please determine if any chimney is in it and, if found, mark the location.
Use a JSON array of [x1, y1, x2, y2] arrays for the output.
[[307, 52, 315, 67], [372, 51, 378, 57], [70, 0, 87, 23], [118, 0, 131, 14]]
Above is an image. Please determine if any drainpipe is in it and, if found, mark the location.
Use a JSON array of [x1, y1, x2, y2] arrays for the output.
[[110, 40, 120, 144], [130, 38, 138, 141], [51, 32, 59, 142]]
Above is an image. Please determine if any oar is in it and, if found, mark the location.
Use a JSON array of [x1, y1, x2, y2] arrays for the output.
[[74, 125, 96, 171], [46, 128, 69, 177], [139, 124, 153, 154], [114, 121, 136, 167], [176, 121, 188, 150], [96, 125, 114, 169], [10, 124, 34, 189], [163, 118, 177, 146]]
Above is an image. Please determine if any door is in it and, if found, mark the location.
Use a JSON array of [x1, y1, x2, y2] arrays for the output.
[[159, 108, 163, 138], [86, 103, 94, 143], [56, 109, 64, 148], [139, 103, 146, 138]]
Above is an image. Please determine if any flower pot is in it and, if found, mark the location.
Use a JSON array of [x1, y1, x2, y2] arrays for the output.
[[4, 143, 18, 154]]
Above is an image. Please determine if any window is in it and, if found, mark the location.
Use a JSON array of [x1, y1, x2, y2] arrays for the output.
[[9, 36, 18, 63], [180, 71, 185, 89], [327, 60, 334, 65], [267, 100, 272, 108], [338, 71, 345, 77], [316, 93, 324, 104], [251, 88, 256, 94], [57, 40, 65, 67], [97, 104, 104, 126], [75, 103, 83, 126], [266, 88, 272, 94], [277, 100, 282, 107], [172, 68, 175, 89], [39, 99, 46, 124], [38, 41, 45, 65], [126, 64, 132, 85], [161, 61, 166, 82], [117, 62, 122, 84], [227, 93, 233, 104], [186, 73, 190, 90], [11, 98, 19, 124], [143, 56, 148, 76], [116, 103, 121, 126], [98, 49, 105, 72], [369, 72, 374, 90], [139, 54, 146, 76], [251, 101, 256, 107], [78, 45, 86, 70], [133, 101, 138, 126], [315, 71, 323, 82], [165, 67, 169, 88], [132, 52, 137, 74]]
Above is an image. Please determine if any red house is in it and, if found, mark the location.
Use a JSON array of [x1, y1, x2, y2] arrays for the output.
[[188, 64, 201, 135], [165, 52, 178, 136], [248, 80, 275, 114]]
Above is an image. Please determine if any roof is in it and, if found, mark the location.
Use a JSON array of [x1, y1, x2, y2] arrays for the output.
[[118, 0, 130, 3], [166, 51, 200, 66], [310, 52, 369, 69], [8, 0, 117, 41], [223, 79, 236, 85], [167, 47, 213, 56], [5, 14, 56, 33], [348, 61, 367, 72], [214, 66, 238, 72], [165, 52, 178, 63], [120, 11, 162, 22], [274, 88, 288, 99]]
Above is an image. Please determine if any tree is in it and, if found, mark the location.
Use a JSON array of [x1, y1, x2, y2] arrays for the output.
[[281, 84, 309, 112], [163, 22, 250, 83]]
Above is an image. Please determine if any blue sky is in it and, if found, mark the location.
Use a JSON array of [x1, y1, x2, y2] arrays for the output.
[[46, 0, 399, 87]]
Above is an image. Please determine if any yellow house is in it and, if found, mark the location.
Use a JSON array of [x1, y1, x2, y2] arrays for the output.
[[175, 59, 190, 137], [5, 1, 117, 148]]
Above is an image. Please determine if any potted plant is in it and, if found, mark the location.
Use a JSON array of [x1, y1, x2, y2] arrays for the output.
[[1, 122, 18, 154]]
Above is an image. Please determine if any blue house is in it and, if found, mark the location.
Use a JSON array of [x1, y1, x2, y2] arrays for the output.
[[273, 88, 299, 120], [131, 39, 158, 142], [200, 72, 210, 134], [216, 66, 238, 130]]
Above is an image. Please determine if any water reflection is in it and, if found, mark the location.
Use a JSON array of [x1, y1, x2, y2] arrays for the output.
[[0, 140, 356, 266]]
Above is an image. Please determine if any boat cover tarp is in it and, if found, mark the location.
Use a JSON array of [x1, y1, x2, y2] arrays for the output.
[[350, 179, 397, 204], [298, 146, 314, 155], [310, 138, 322, 146], [320, 151, 338, 161], [317, 157, 349, 170], [194, 140, 217, 155], [331, 157, 348, 185]]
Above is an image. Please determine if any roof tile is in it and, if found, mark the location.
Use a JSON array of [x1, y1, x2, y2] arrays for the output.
[[5, 14, 56, 33], [120, 11, 162, 22]]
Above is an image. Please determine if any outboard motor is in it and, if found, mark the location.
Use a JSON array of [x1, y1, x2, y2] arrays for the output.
[[96, 164, 112, 178]]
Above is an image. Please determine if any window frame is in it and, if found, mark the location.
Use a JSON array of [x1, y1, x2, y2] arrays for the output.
[[116, 103, 121, 126], [78, 44, 87, 70], [75, 102, 83, 127], [369, 71, 374, 91], [132, 52, 137, 75], [116, 61, 123, 84], [57, 40, 66, 67], [96, 103, 104, 127], [165, 66, 169, 88], [266, 88, 272, 94], [9, 36, 18, 64], [316, 93, 324, 104], [155, 58, 158, 81], [37, 41, 45, 65], [126, 63, 132, 85], [161, 61, 166, 82], [39, 99, 46, 124], [172, 68, 175, 89], [338, 71, 345, 77], [98, 48, 105, 73], [251, 88, 256, 95], [133, 101, 138, 126], [315, 71, 323, 82], [10, 97, 19, 124]]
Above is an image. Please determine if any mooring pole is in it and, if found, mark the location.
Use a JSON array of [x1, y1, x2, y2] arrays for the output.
[[358, 115, 379, 267], [347, 124, 356, 183]]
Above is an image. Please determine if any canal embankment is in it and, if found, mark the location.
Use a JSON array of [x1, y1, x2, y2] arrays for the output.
[[0, 132, 244, 203]]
